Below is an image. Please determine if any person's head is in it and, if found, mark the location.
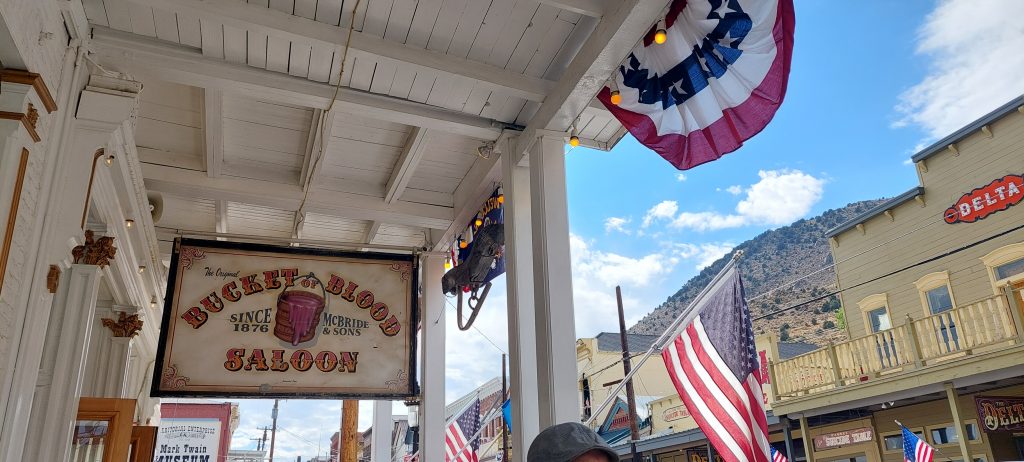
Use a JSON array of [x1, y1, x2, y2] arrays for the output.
[[527, 422, 618, 462]]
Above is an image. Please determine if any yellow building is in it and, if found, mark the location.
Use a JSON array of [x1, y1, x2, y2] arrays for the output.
[[769, 96, 1024, 462]]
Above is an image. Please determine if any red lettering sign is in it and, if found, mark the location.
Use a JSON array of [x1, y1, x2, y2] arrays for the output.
[[944, 174, 1023, 224]]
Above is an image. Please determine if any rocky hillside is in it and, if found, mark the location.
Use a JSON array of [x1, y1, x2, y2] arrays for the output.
[[629, 199, 886, 345]]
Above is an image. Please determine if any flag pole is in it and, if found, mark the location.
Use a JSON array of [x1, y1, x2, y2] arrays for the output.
[[584, 251, 743, 427], [895, 420, 956, 462]]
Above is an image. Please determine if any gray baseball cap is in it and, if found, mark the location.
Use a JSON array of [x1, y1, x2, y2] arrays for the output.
[[527, 422, 619, 462]]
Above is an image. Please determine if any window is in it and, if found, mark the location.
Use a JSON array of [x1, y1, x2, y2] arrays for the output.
[[930, 424, 959, 445], [883, 430, 925, 452], [868, 307, 892, 332], [995, 258, 1024, 281], [964, 421, 980, 441], [926, 286, 955, 314], [981, 243, 1024, 292]]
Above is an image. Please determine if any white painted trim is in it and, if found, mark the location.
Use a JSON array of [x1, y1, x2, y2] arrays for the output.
[[90, 27, 504, 140], [538, 0, 607, 17], [385, 128, 429, 204], [142, 163, 453, 229], [126, 0, 555, 102], [203, 89, 223, 178]]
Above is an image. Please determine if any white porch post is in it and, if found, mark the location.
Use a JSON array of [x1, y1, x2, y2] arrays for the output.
[[502, 145, 541, 461], [22, 264, 102, 462], [371, 401, 393, 462], [420, 255, 446, 462], [529, 135, 579, 427]]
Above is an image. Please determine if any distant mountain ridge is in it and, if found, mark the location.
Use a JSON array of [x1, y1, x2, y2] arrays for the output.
[[629, 199, 887, 345]]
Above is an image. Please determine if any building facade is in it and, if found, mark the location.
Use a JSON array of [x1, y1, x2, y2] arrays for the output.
[[768, 96, 1024, 462]]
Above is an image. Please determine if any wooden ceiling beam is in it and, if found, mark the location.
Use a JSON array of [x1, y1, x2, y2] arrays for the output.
[[142, 164, 453, 230], [91, 27, 504, 140], [126, 0, 554, 102], [203, 89, 224, 178], [384, 127, 429, 204], [537, 0, 607, 17]]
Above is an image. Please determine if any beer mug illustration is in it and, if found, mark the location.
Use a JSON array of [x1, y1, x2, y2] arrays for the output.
[[274, 272, 327, 346]]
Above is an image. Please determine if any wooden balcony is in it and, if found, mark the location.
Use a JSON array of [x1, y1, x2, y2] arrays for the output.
[[769, 292, 1024, 410]]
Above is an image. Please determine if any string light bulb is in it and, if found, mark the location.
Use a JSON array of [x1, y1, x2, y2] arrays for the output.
[[138, 265, 146, 274], [569, 134, 580, 147], [150, 296, 158, 308], [474, 217, 483, 228], [105, 155, 115, 166], [655, 26, 671, 44], [444, 258, 453, 271], [496, 186, 505, 204], [610, 90, 622, 105], [459, 239, 468, 249], [125, 219, 134, 228]]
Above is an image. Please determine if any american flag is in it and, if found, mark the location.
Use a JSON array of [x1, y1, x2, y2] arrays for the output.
[[661, 266, 770, 462], [902, 425, 934, 462], [771, 447, 788, 462], [445, 398, 480, 462]]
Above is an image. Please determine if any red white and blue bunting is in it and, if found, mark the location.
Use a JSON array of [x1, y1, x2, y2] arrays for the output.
[[598, 0, 795, 170]]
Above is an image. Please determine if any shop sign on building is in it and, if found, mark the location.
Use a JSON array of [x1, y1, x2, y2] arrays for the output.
[[154, 419, 222, 462], [943, 174, 1023, 224], [976, 396, 1024, 432], [686, 446, 724, 462], [662, 404, 691, 422], [152, 239, 417, 398], [813, 427, 874, 451]]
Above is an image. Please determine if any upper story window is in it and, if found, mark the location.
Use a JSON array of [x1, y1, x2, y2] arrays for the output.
[[925, 285, 955, 314], [980, 242, 1024, 291], [858, 293, 891, 333], [915, 271, 957, 316]]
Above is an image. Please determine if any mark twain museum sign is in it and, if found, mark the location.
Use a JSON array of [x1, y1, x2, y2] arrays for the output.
[[152, 239, 417, 398]]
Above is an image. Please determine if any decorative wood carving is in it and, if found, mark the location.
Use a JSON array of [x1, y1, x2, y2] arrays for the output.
[[0, 69, 57, 112], [72, 230, 117, 268], [101, 312, 143, 338], [25, 103, 38, 131], [46, 265, 61, 293]]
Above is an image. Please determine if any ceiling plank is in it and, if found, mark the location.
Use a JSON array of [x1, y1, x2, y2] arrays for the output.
[[203, 89, 224, 178], [383, 127, 429, 204], [537, 0, 606, 18], [91, 27, 504, 140], [514, 0, 670, 163], [143, 163, 453, 229], [431, 132, 512, 250], [127, 0, 555, 102]]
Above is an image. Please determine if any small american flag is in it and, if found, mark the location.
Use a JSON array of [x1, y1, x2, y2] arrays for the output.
[[902, 425, 934, 462], [771, 447, 788, 462], [661, 266, 770, 462], [445, 399, 480, 462]]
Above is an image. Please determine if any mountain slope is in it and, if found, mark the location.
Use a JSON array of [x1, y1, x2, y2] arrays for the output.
[[629, 199, 886, 345]]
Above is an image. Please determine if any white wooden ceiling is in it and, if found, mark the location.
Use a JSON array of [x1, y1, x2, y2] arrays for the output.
[[85, 0, 632, 261]]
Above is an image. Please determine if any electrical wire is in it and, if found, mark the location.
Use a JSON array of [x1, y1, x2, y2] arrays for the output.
[[294, 0, 363, 236], [444, 296, 507, 355]]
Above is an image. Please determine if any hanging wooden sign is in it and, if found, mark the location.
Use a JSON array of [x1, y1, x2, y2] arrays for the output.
[[943, 174, 1023, 224], [976, 396, 1024, 432], [152, 238, 417, 398]]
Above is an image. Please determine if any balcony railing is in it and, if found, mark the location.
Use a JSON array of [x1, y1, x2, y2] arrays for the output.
[[770, 293, 1023, 400]]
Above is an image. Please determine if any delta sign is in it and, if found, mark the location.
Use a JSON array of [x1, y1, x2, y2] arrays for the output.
[[943, 174, 1023, 224]]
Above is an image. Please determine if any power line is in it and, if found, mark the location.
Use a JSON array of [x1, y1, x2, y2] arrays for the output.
[[752, 222, 1024, 321]]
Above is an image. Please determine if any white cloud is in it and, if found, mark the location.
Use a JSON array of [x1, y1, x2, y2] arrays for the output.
[[734, 170, 825, 225], [673, 243, 736, 270], [650, 170, 825, 232], [894, 0, 1024, 140], [604, 216, 632, 234], [643, 200, 679, 227], [725, 185, 743, 195], [676, 173, 688, 182]]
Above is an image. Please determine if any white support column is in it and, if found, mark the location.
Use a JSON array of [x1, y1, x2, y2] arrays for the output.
[[371, 401, 393, 462], [23, 264, 102, 462], [501, 144, 540, 462], [529, 135, 579, 427], [420, 255, 446, 462]]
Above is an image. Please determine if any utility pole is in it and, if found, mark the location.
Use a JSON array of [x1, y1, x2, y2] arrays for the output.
[[258, 426, 271, 451], [269, 399, 280, 462], [616, 286, 642, 462], [501, 353, 509, 462], [342, 400, 359, 462]]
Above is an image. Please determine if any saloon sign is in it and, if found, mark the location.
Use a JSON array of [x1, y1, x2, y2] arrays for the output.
[[943, 174, 1023, 224], [152, 239, 417, 398], [976, 396, 1024, 432]]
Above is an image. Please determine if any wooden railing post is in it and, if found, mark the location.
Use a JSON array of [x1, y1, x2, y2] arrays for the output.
[[905, 314, 924, 368], [768, 359, 781, 402], [1003, 286, 1024, 340], [827, 343, 842, 387]]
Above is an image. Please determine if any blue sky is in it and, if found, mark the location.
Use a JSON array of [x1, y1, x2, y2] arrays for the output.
[[224, 1, 1024, 458]]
